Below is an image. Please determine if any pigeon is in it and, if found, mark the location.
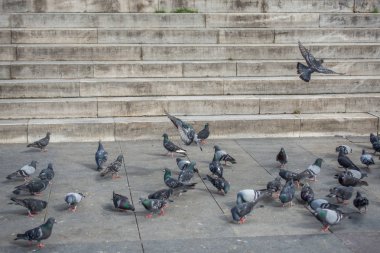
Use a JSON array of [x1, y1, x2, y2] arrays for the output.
[[162, 133, 187, 157], [300, 183, 314, 203], [14, 217, 56, 248], [313, 208, 344, 232], [236, 189, 270, 205], [337, 171, 368, 187], [204, 175, 230, 195], [148, 189, 174, 202], [176, 157, 191, 170], [9, 197, 48, 217], [305, 158, 323, 181], [353, 191, 369, 213], [213, 145, 236, 165], [335, 145, 352, 154], [26, 132, 51, 152], [276, 147, 288, 168], [38, 163, 54, 182], [327, 186, 354, 204], [308, 198, 340, 211], [139, 197, 167, 218], [100, 154, 124, 179], [231, 199, 260, 224], [372, 141, 380, 155], [297, 41, 343, 82], [112, 191, 135, 212], [6, 161, 37, 181], [279, 169, 309, 187], [95, 140, 108, 171], [164, 110, 195, 145], [370, 133, 379, 144], [334, 167, 367, 180], [197, 123, 210, 144], [360, 149, 375, 168], [266, 177, 282, 197], [163, 168, 197, 190], [178, 161, 198, 183], [337, 149, 361, 170], [279, 179, 296, 207], [13, 179, 50, 195], [209, 159, 224, 178], [65, 192, 85, 212]]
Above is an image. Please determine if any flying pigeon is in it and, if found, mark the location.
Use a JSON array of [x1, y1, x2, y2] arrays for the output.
[[148, 189, 174, 202], [112, 191, 135, 212], [305, 158, 323, 181], [327, 186, 354, 204], [279, 179, 296, 207], [300, 183, 314, 203], [27, 132, 51, 152], [100, 154, 124, 179], [162, 133, 187, 157], [164, 110, 195, 145], [337, 171, 368, 187], [266, 177, 282, 197], [236, 189, 270, 205], [370, 133, 379, 144], [209, 159, 224, 178], [6, 161, 37, 181], [65, 192, 85, 212], [176, 157, 190, 170], [13, 179, 50, 195], [231, 199, 260, 224], [163, 168, 196, 190], [297, 41, 343, 82], [313, 208, 344, 232], [353, 191, 369, 213], [38, 163, 54, 182], [204, 175, 230, 195], [360, 149, 375, 168], [95, 140, 108, 171], [178, 161, 198, 183], [139, 197, 167, 218], [213, 145, 236, 165], [276, 147, 288, 168], [9, 197, 48, 217], [196, 123, 210, 144], [14, 217, 56, 248], [335, 145, 352, 154]]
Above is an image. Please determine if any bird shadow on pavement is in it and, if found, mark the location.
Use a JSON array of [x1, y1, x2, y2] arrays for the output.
[[53, 203, 69, 212], [79, 162, 98, 172], [101, 203, 135, 216], [20, 149, 42, 154]]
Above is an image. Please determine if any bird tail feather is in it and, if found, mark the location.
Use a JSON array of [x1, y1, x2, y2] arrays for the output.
[[6, 171, 19, 180], [297, 63, 312, 82], [14, 234, 27, 240]]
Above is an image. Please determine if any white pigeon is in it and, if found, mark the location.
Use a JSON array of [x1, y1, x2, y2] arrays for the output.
[[6, 161, 38, 181]]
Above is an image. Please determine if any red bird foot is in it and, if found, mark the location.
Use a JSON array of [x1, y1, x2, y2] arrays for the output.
[[238, 217, 247, 224], [145, 213, 153, 219], [321, 225, 330, 232], [158, 209, 165, 217], [37, 242, 45, 248]]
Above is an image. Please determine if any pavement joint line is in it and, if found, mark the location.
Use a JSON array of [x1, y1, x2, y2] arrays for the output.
[[43, 181, 54, 223], [117, 141, 145, 253]]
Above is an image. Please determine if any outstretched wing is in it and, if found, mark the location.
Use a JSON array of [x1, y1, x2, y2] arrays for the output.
[[298, 41, 321, 68]]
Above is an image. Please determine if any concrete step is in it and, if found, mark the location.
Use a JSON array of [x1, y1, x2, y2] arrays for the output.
[[2, 43, 378, 61], [3, 59, 380, 79], [0, 112, 377, 143], [2, 28, 379, 44], [1, 76, 379, 98], [2, 13, 378, 29], [0, 0, 356, 13], [1, 94, 380, 119]]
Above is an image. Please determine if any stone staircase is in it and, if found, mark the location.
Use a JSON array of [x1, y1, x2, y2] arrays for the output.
[[0, 0, 379, 143]]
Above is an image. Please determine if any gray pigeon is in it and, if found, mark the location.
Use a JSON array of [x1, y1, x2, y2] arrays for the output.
[[266, 177, 282, 197], [176, 157, 191, 170], [231, 199, 260, 224], [308, 198, 340, 211], [13, 179, 50, 195], [360, 149, 375, 169], [6, 161, 37, 181], [197, 123, 210, 144], [38, 163, 54, 182], [213, 145, 236, 165], [327, 186, 354, 204], [279, 179, 296, 207], [305, 158, 323, 181], [27, 132, 50, 152], [297, 41, 343, 82], [353, 191, 369, 213], [163, 168, 197, 190], [14, 217, 56, 248], [100, 154, 124, 179], [9, 197, 48, 217], [372, 141, 380, 154], [113, 191, 135, 212], [300, 183, 314, 203], [204, 175, 230, 195], [336, 145, 352, 154], [276, 147, 288, 168], [163, 133, 187, 157], [236, 189, 270, 205], [370, 133, 379, 144], [337, 149, 361, 170], [164, 110, 195, 145], [337, 171, 368, 187], [148, 189, 174, 202], [95, 140, 108, 171], [209, 159, 224, 178], [313, 208, 344, 232], [178, 161, 198, 183], [139, 197, 167, 218], [65, 192, 85, 212]]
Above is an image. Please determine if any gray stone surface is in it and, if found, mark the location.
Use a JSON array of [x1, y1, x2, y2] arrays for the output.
[[11, 29, 98, 44], [320, 14, 380, 28], [354, 0, 380, 12], [0, 30, 11, 44], [1, 136, 380, 252]]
